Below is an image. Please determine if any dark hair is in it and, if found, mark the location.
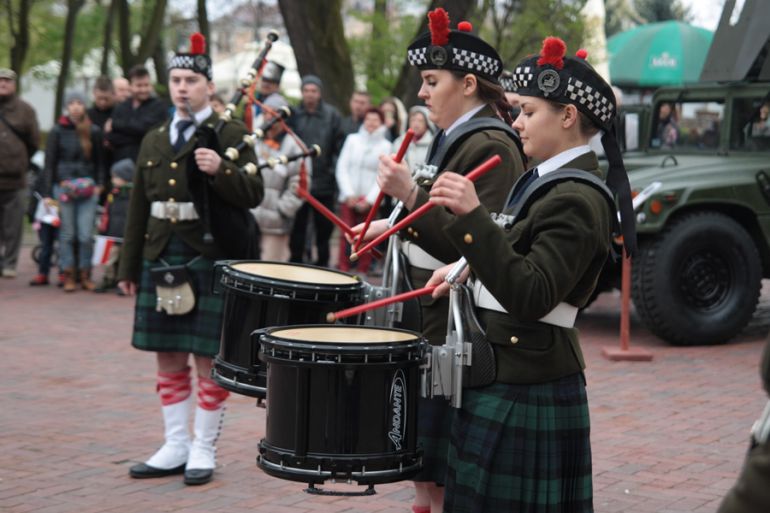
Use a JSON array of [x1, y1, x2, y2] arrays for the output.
[[450, 71, 513, 126], [546, 100, 601, 137], [93, 76, 114, 93], [364, 106, 385, 124], [127, 65, 150, 82]]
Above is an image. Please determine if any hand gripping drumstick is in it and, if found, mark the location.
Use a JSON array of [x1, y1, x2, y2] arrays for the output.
[[354, 129, 415, 251], [327, 284, 438, 323], [350, 154, 502, 261]]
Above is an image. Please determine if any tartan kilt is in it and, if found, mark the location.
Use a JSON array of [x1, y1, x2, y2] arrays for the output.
[[131, 236, 223, 356], [444, 373, 593, 513], [411, 266, 454, 484]]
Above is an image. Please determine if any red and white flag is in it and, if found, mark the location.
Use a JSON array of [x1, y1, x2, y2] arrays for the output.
[[92, 235, 121, 267]]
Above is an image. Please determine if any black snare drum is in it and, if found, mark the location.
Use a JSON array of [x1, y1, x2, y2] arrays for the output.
[[213, 262, 364, 398], [257, 325, 426, 486]]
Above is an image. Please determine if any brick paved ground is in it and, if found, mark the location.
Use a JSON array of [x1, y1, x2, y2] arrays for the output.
[[1, 239, 768, 513]]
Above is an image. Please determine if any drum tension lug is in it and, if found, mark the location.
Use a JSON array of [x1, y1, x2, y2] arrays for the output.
[[304, 483, 376, 496]]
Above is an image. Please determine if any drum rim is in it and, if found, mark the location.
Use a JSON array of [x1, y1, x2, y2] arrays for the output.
[[258, 324, 426, 357], [218, 260, 363, 290]]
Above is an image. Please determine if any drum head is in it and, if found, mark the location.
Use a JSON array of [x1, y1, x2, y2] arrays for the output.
[[269, 325, 418, 344], [231, 262, 359, 285]]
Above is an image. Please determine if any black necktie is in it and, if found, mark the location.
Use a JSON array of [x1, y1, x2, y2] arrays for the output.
[[173, 119, 194, 153], [428, 131, 446, 162], [507, 168, 539, 208]]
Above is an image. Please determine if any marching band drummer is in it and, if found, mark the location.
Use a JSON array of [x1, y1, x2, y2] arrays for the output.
[[425, 37, 636, 513], [351, 8, 525, 513], [117, 33, 263, 486]]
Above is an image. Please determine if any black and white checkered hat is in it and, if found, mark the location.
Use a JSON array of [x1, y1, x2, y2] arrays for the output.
[[168, 33, 212, 81], [512, 37, 616, 132], [407, 8, 502, 83]]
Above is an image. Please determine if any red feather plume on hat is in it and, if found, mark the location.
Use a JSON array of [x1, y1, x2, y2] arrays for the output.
[[537, 36, 566, 70], [428, 8, 450, 46], [190, 32, 206, 55]]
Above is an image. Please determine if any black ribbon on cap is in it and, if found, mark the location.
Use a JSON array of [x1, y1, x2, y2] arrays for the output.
[[601, 129, 637, 258]]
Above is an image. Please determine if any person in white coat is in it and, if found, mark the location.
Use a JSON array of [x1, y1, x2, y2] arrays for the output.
[[393, 105, 436, 171], [251, 94, 312, 261], [335, 107, 391, 273]]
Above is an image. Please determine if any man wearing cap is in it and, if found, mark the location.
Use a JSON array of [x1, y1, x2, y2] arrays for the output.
[[118, 33, 262, 486], [251, 93, 312, 261], [0, 67, 40, 279], [106, 65, 168, 164], [287, 74, 345, 267], [248, 60, 285, 128]]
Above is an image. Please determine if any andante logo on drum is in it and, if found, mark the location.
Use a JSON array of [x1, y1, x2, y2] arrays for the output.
[[388, 369, 407, 451]]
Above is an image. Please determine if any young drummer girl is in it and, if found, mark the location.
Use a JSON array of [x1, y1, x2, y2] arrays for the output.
[[426, 37, 636, 513], [351, 9, 525, 513]]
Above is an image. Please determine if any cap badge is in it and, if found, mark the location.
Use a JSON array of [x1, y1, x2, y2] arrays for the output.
[[194, 55, 208, 69], [429, 45, 449, 67], [537, 69, 560, 97]]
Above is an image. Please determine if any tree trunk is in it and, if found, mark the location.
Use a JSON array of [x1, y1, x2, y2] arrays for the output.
[[117, 0, 133, 72], [152, 37, 168, 98], [197, 0, 210, 47], [116, 0, 167, 73], [392, 0, 476, 108], [56, 0, 86, 124], [5, 0, 32, 89], [100, 0, 118, 76], [277, 0, 354, 111]]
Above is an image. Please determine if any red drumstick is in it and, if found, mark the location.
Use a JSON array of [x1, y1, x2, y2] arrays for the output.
[[296, 187, 383, 259], [354, 129, 415, 251], [350, 154, 502, 262], [327, 284, 438, 323]]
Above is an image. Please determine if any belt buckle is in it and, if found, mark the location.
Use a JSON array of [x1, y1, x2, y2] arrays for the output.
[[165, 202, 179, 221]]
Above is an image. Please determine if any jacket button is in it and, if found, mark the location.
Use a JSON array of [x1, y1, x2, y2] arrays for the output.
[[170, 162, 178, 169], [168, 178, 176, 186], [144, 233, 149, 240], [224, 168, 232, 175], [407, 227, 414, 235], [412, 230, 419, 239], [464, 233, 473, 244], [146, 160, 153, 166], [168, 197, 175, 202], [510, 336, 519, 344], [170, 217, 177, 224]]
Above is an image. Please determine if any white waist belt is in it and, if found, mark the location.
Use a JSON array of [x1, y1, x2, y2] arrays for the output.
[[402, 241, 446, 270], [471, 279, 578, 328], [150, 201, 199, 221]]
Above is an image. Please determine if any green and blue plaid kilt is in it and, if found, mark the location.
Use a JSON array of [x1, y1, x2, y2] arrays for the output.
[[444, 373, 593, 513], [414, 396, 454, 484], [131, 236, 223, 356]]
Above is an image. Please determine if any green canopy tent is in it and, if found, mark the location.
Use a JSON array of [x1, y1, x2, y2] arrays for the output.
[[608, 21, 714, 87]]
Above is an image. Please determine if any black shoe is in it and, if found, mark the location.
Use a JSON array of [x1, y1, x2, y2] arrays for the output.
[[183, 468, 213, 485], [129, 462, 186, 479]]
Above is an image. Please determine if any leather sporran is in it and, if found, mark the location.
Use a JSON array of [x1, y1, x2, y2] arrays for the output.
[[457, 284, 497, 388], [150, 264, 196, 315]]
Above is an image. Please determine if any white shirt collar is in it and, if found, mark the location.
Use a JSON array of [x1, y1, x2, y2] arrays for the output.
[[444, 103, 486, 136], [536, 145, 592, 176], [170, 105, 213, 143]]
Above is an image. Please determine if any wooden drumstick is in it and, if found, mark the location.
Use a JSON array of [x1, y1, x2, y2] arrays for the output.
[[354, 129, 415, 251], [350, 154, 502, 261], [326, 284, 438, 322]]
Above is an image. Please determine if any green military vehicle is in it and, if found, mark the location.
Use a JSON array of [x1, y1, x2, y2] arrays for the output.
[[612, 0, 770, 345]]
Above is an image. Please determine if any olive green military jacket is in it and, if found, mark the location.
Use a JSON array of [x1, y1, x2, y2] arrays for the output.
[[403, 104, 524, 266], [117, 113, 263, 283], [444, 152, 613, 384]]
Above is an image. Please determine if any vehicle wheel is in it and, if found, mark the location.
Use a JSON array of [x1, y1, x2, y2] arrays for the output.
[[31, 244, 41, 264], [631, 211, 761, 345]]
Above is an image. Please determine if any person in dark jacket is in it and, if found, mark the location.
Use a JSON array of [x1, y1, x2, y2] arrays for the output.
[[44, 90, 106, 292], [0, 67, 40, 278], [87, 76, 116, 130], [287, 75, 345, 267], [105, 65, 168, 163], [717, 337, 770, 513]]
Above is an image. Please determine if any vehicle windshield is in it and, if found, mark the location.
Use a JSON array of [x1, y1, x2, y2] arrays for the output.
[[732, 98, 770, 151], [650, 100, 724, 151]]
